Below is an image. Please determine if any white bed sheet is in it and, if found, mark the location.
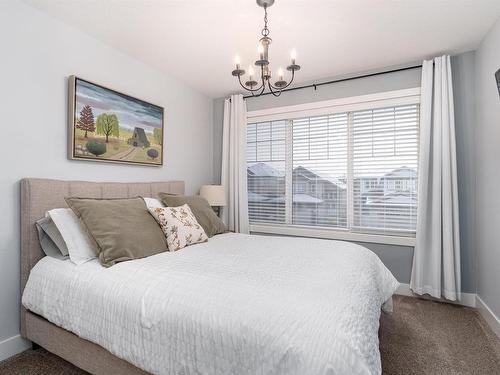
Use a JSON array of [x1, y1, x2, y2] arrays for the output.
[[22, 233, 398, 375]]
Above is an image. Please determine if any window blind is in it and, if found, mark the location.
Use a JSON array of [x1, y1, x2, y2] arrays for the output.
[[247, 120, 286, 223], [246, 102, 419, 237], [292, 114, 348, 228], [351, 105, 419, 234]]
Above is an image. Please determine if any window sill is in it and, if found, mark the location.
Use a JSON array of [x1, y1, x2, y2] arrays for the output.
[[249, 224, 416, 247]]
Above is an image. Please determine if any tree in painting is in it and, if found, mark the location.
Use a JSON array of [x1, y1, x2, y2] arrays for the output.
[[153, 128, 163, 146], [86, 140, 106, 157], [76, 105, 95, 138], [96, 113, 119, 143], [147, 148, 159, 160]]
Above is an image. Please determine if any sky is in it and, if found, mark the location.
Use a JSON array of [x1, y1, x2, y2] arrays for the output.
[[75, 78, 163, 133]]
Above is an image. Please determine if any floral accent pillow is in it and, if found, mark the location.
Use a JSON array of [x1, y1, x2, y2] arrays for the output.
[[148, 204, 208, 251]]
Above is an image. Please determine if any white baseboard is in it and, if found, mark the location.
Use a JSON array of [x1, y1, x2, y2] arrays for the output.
[[476, 295, 500, 339], [395, 283, 477, 308], [0, 334, 31, 362]]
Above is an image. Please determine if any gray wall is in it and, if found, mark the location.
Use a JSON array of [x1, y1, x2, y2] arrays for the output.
[[213, 56, 478, 294], [474, 18, 500, 317], [0, 0, 214, 344], [213, 66, 422, 183], [213, 97, 225, 184], [452, 51, 477, 295]]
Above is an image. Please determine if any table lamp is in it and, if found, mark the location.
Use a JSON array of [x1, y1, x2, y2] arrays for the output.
[[199, 185, 226, 215]]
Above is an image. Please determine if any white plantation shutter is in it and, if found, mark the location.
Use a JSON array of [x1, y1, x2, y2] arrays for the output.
[[246, 94, 420, 237], [351, 105, 419, 234]]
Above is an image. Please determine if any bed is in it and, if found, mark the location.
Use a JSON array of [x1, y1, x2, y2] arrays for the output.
[[20, 178, 399, 375]]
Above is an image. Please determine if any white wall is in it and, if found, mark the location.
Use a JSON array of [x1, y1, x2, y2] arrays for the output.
[[474, 17, 500, 318], [0, 0, 214, 348]]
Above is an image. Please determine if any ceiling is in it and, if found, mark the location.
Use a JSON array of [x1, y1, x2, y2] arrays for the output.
[[23, 0, 500, 98]]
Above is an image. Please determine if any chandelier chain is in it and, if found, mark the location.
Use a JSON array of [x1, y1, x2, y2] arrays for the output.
[[262, 5, 269, 37]]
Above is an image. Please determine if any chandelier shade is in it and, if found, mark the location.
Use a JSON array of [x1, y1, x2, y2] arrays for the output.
[[231, 0, 301, 97]]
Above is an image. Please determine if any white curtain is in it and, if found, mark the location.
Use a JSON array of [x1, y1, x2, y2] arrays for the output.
[[220, 94, 250, 233], [410, 55, 461, 301]]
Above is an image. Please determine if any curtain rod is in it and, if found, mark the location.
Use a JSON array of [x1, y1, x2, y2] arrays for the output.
[[242, 64, 422, 100]]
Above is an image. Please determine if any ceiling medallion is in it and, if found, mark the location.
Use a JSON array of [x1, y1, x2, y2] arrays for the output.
[[232, 0, 300, 97]]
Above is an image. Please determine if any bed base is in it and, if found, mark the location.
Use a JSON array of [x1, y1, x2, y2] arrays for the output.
[[20, 178, 185, 374], [25, 311, 149, 374]]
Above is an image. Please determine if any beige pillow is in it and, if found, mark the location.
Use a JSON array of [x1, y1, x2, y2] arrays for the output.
[[65, 197, 168, 267], [148, 204, 208, 251], [158, 193, 226, 237]]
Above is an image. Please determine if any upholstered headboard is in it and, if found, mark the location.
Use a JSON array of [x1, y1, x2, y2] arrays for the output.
[[20, 178, 184, 337]]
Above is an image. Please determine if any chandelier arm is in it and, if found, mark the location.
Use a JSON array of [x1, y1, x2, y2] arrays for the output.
[[267, 80, 282, 97], [281, 69, 295, 89], [251, 68, 267, 96], [268, 69, 295, 91], [251, 82, 267, 97], [255, 66, 268, 94], [268, 81, 280, 90], [237, 72, 265, 93]]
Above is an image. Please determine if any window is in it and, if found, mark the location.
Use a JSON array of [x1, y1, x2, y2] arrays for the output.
[[351, 105, 419, 234], [247, 120, 286, 223], [246, 89, 420, 242], [292, 113, 348, 228], [294, 183, 306, 193]]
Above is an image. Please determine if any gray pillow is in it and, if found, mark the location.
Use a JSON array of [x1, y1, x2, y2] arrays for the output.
[[35, 216, 69, 260], [158, 193, 226, 237], [65, 197, 168, 267]]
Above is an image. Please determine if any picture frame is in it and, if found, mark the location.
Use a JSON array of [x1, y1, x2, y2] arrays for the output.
[[68, 76, 164, 166]]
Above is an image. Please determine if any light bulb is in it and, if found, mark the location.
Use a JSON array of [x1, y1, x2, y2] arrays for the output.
[[278, 67, 284, 80], [234, 55, 241, 67], [248, 67, 255, 77], [291, 49, 297, 64], [258, 44, 264, 54]]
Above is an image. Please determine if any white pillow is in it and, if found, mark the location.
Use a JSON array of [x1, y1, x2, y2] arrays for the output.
[[46, 208, 97, 265], [148, 204, 208, 251], [142, 197, 165, 208]]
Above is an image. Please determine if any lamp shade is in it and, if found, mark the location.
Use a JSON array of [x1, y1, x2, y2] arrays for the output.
[[199, 185, 226, 206]]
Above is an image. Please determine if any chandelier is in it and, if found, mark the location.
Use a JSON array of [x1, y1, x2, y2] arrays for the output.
[[231, 0, 301, 97]]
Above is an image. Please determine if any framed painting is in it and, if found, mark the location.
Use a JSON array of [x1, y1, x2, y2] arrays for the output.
[[68, 76, 164, 166]]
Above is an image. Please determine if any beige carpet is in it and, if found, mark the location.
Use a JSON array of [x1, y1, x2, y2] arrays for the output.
[[1, 296, 499, 375], [379, 296, 500, 374]]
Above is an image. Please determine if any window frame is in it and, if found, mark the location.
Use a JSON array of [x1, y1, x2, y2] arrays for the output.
[[246, 88, 420, 247]]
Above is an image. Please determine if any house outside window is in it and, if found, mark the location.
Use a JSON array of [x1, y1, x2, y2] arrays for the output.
[[246, 89, 420, 246]]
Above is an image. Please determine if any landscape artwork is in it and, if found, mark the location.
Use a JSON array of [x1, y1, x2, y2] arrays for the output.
[[69, 76, 164, 166]]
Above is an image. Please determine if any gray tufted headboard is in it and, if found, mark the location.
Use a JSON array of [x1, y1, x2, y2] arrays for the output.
[[20, 178, 184, 336]]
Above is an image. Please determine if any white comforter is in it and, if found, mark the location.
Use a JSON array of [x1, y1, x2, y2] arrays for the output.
[[22, 233, 398, 375]]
